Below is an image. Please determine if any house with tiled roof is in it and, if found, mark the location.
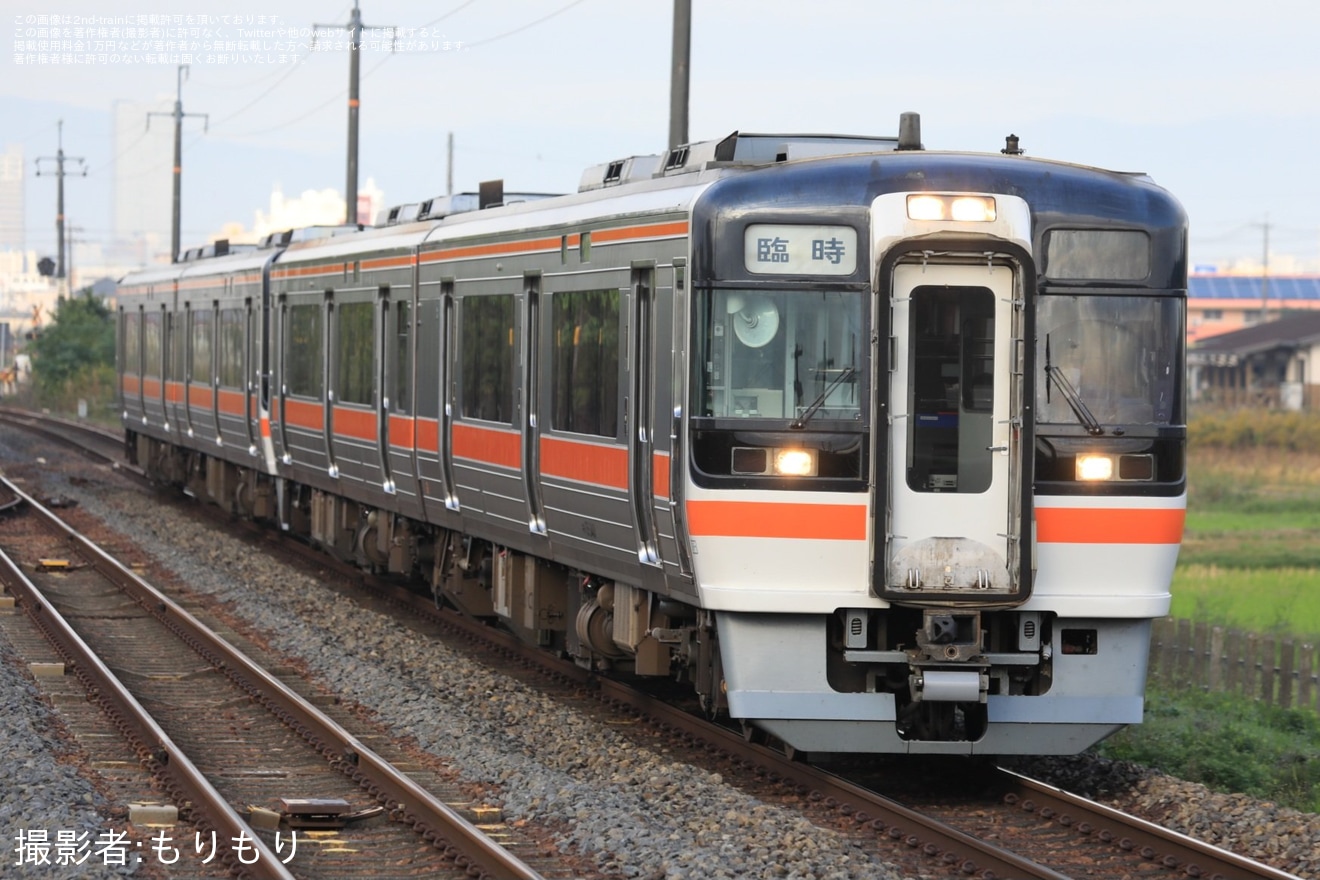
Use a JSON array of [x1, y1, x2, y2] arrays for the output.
[[1188, 309, 1320, 409]]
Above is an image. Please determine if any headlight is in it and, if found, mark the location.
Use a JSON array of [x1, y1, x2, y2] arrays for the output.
[[907, 194, 997, 222], [1076, 453, 1114, 481], [730, 446, 820, 477], [773, 448, 818, 477], [1075, 453, 1155, 481]]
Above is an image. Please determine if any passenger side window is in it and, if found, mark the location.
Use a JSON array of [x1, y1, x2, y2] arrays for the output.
[[459, 294, 514, 423], [551, 289, 619, 437], [285, 303, 324, 398]]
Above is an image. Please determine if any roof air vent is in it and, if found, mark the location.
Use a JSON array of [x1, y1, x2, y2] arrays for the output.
[[479, 179, 504, 210], [664, 146, 690, 170]]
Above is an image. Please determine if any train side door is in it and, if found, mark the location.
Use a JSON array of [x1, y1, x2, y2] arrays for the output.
[[630, 266, 662, 569], [117, 306, 139, 423], [274, 293, 332, 474], [380, 286, 424, 516], [145, 304, 168, 433], [412, 280, 458, 525], [521, 273, 547, 535], [242, 299, 258, 453], [882, 258, 1023, 599]]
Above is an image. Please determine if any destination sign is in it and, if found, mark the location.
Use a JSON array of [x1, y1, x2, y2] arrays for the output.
[[744, 224, 857, 275]]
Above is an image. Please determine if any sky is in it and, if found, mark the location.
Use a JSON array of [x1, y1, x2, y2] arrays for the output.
[[4, 0, 1320, 273]]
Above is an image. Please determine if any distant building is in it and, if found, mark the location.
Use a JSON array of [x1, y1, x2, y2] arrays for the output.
[[1187, 274, 1320, 344], [109, 97, 173, 266], [1188, 311, 1320, 410], [0, 143, 23, 253]]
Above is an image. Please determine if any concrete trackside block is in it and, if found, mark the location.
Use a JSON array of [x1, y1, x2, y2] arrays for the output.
[[247, 806, 282, 831], [129, 803, 179, 825], [28, 662, 65, 677]]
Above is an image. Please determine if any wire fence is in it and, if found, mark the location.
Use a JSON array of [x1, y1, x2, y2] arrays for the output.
[[1149, 617, 1319, 712]]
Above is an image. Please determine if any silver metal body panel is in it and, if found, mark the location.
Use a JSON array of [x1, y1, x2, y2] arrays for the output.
[[717, 611, 1149, 755]]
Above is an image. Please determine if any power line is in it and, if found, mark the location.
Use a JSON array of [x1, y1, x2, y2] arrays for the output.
[[463, 0, 587, 48], [6, 119, 59, 149], [219, 56, 393, 140], [420, 0, 481, 29], [206, 52, 316, 128]]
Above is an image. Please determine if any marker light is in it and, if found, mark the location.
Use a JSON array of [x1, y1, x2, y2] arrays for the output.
[[773, 448, 818, 477], [906, 194, 997, 222], [1075, 454, 1115, 481]]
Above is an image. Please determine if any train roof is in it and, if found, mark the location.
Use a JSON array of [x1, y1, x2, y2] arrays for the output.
[[178, 244, 280, 280], [691, 147, 1183, 228], [120, 117, 1183, 288], [116, 261, 185, 288], [275, 218, 439, 265]]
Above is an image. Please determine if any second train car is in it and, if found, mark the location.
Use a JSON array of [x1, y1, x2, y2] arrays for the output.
[[117, 114, 1187, 755]]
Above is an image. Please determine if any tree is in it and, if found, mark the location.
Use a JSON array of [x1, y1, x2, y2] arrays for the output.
[[27, 289, 116, 411]]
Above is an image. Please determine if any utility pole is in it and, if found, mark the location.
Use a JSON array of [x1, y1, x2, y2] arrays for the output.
[[1258, 216, 1271, 324], [148, 65, 208, 263], [447, 132, 453, 197], [315, 2, 395, 225], [668, 0, 691, 149], [66, 224, 79, 291], [34, 120, 86, 287]]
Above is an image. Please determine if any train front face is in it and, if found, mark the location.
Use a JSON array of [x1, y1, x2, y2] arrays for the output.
[[686, 153, 1188, 755]]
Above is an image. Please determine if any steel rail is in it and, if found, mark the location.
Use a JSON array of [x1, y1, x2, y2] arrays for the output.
[[349, 571, 1069, 880], [995, 768, 1304, 880], [0, 482, 294, 880], [10, 408, 1299, 880], [0, 475, 545, 880]]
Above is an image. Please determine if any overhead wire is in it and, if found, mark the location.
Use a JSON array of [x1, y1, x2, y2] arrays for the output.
[[27, 0, 595, 251], [463, 0, 587, 48]]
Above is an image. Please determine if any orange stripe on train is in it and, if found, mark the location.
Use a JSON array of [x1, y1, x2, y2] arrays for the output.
[[332, 406, 376, 441], [1035, 507, 1185, 544], [685, 500, 867, 540], [452, 423, 520, 469], [539, 436, 627, 489]]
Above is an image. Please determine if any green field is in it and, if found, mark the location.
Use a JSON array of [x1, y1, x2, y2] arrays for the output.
[[1175, 436, 1320, 640], [1095, 412, 1320, 812]]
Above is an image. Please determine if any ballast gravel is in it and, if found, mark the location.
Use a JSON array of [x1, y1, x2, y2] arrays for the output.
[[1, 432, 1317, 879], [0, 637, 137, 878]]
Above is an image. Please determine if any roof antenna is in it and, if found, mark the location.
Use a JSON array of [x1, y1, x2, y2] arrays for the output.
[[896, 112, 923, 151], [1002, 134, 1024, 155]]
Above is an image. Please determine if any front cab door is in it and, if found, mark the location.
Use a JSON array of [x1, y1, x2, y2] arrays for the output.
[[881, 257, 1025, 601]]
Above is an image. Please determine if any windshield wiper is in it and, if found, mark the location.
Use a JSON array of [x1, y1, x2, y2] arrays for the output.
[[791, 366, 855, 429], [1044, 334, 1104, 436]]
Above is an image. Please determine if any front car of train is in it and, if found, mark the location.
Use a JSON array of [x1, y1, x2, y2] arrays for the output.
[[683, 123, 1187, 754]]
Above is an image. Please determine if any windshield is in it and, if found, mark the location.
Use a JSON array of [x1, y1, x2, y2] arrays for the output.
[[694, 288, 864, 423], [1036, 294, 1184, 427]]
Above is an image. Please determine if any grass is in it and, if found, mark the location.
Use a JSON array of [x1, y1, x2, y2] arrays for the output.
[[1170, 566, 1320, 640], [1092, 410, 1320, 812], [1177, 439, 1320, 639], [1099, 685, 1320, 812]]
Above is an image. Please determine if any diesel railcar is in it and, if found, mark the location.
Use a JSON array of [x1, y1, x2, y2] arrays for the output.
[[117, 114, 1187, 755]]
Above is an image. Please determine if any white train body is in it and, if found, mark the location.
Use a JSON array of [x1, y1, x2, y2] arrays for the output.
[[118, 119, 1187, 755]]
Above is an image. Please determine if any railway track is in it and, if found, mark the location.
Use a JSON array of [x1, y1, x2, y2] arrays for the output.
[[0, 473, 556, 880], [0, 407, 1309, 879], [353, 574, 1305, 880]]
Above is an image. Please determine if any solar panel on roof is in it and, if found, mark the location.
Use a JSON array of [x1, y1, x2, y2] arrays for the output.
[[1188, 276, 1320, 301]]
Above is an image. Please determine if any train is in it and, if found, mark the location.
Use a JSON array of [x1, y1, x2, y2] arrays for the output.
[[115, 113, 1187, 756]]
